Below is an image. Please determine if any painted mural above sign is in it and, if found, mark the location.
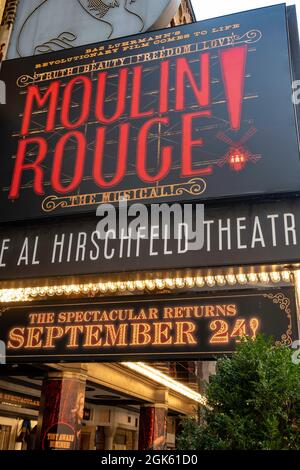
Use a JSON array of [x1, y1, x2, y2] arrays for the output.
[[0, 5, 299, 222], [7, 0, 181, 58]]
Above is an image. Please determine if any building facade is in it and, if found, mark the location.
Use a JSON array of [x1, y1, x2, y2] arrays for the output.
[[170, 0, 195, 25], [0, 0, 206, 452], [0, 0, 300, 453]]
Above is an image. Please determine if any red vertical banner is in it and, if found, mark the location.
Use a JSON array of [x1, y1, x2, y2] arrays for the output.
[[138, 405, 167, 450], [37, 371, 86, 450], [219, 45, 248, 130]]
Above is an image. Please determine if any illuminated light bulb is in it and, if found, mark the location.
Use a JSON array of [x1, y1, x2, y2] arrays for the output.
[[237, 274, 247, 284], [47, 287, 55, 296], [30, 288, 38, 297], [14, 290, 23, 301], [206, 276, 215, 287], [259, 273, 269, 283], [4, 291, 11, 300], [156, 279, 165, 290], [56, 286, 63, 295], [248, 273, 258, 283], [98, 283, 107, 293], [118, 282, 127, 292], [165, 278, 175, 289], [108, 282, 117, 293], [281, 270, 291, 282], [175, 278, 185, 288], [135, 281, 144, 291], [145, 280, 156, 290], [186, 277, 195, 288], [270, 272, 281, 283], [226, 275, 236, 285], [127, 281, 136, 291], [112, 282, 118, 292], [196, 277, 205, 287], [216, 275, 226, 286]]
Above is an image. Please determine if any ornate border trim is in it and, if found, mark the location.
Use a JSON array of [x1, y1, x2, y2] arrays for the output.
[[263, 292, 293, 346]]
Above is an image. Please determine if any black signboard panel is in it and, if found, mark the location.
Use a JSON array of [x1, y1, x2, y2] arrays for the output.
[[0, 4, 299, 222], [0, 288, 297, 363], [0, 388, 39, 410], [0, 198, 300, 280]]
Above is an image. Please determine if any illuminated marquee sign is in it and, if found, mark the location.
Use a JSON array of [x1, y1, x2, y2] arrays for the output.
[[0, 288, 297, 362], [0, 388, 39, 410], [0, 4, 299, 222]]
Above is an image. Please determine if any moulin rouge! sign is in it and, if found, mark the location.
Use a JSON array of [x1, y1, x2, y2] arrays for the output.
[[0, 4, 299, 222]]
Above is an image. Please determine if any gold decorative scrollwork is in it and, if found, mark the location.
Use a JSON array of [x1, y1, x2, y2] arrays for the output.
[[0, 307, 9, 316], [175, 178, 207, 196], [16, 74, 35, 88], [263, 292, 293, 346], [42, 195, 70, 212], [42, 178, 208, 213], [234, 29, 262, 45]]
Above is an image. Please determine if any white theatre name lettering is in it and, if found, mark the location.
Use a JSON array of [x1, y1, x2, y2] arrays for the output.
[[0, 211, 296, 269]]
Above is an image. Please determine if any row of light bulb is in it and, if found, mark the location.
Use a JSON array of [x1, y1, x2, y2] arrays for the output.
[[0, 270, 291, 303]]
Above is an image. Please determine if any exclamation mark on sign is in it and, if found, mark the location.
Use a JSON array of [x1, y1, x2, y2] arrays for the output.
[[219, 45, 248, 131]]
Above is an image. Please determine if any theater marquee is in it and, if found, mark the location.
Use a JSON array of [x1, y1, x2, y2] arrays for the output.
[[0, 4, 299, 222], [0, 288, 297, 362]]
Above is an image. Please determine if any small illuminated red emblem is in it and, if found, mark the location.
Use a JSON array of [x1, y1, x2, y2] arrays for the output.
[[217, 127, 261, 172]]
